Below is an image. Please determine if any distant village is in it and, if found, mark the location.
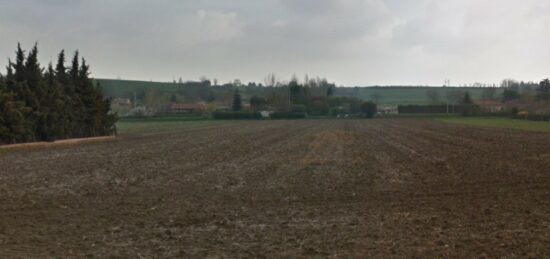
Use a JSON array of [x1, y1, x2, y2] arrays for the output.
[[109, 77, 550, 120]]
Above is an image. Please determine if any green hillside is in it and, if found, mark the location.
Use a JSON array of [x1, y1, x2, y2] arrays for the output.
[[98, 79, 180, 98], [96, 79, 284, 104], [96, 79, 503, 105], [335, 87, 503, 105]]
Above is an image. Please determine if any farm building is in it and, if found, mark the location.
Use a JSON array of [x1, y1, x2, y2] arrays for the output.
[[260, 111, 274, 118], [474, 100, 504, 112], [377, 105, 399, 115], [111, 98, 132, 106], [169, 103, 207, 114]]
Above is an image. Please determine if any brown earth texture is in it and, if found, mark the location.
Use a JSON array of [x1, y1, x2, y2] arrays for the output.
[[0, 119, 549, 258]]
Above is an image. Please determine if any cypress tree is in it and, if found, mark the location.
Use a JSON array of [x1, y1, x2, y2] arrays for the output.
[[68, 51, 84, 137], [78, 58, 96, 136], [25, 43, 47, 140], [69, 51, 80, 84], [0, 44, 117, 144], [55, 50, 67, 84], [5, 60, 14, 81], [43, 63, 64, 140], [11, 44, 31, 106], [13, 43, 26, 83], [537, 79, 550, 101], [25, 44, 42, 92], [94, 81, 116, 136], [232, 89, 242, 111], [55, 50, 73, 138], [0, 86, 33, 144], [77, 57, 116, 137]]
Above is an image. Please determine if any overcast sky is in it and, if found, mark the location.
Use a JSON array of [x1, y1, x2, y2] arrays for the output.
[[1, 0, 550, 86]]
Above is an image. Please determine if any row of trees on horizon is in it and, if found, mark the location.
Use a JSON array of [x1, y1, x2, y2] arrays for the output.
[[424, 79, 550, 105], [117, 74, 550, 118], [147, 73, 549, 90], [0, 44, 116, 145], [169, 73, 335, 89], [120, 74, 550, 112]]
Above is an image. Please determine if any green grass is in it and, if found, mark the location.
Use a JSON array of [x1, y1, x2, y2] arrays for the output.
[[378, 113, 461, 119], [437, 117, 550, 133]]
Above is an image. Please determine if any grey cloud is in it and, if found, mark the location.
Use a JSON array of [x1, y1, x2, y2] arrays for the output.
[[1, 0, 549, 85]]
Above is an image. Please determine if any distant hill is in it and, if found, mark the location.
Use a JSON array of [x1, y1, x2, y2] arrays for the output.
[[95, 78, 503, 105], [96, 78, 283, 104], [334, 86, 503, 105]]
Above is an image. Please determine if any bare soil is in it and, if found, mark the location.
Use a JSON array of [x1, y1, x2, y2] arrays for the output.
[[0, 119, 549, 258]]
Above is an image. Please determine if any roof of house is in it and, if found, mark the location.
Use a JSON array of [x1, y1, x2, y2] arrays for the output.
[[170, 103, 207, 110]]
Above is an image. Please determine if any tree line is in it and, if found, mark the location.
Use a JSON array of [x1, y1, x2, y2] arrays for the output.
[[499, 78, 550, 102], [423, 78, 550, 105], [128, 73, 377, 118], [0, 44, 116, 145], [234, 75, 377, 118]]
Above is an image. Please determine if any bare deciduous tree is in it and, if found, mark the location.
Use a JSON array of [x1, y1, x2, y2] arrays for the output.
[[264, 73, 278, 87]]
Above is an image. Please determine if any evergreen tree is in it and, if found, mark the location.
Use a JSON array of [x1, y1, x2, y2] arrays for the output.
[[5, 60, 14, 81], [13, 43, 26, 83], [97, 83, 117, 136], [55, 50, 68, 84], [69, 51, 80, 83], [0, 87, 33, 144], [42, 63, 64, 140], [326, 85, 334, 97], [289, 79, 301, 104], [361, 101, 377, 118], [55, 50, 74, 138], [68, 51, 85, 136], [25, 43, 46, 140], [25, 44, 43, 93], [4, 60, 14, 97], [232, 89, 242, 111], [0, 44, 117, 144], [78, 58, 111, 136], [10, 44, 32, 107], [537, 79, 550, 101], [78, 58, 94, 135]]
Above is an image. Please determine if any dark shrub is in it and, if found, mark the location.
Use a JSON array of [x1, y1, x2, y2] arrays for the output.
[[290, 104, 307, 113], [271, 112, 307, 119], [512, 113, 550, 122], [212, 112, 262, 120], [361, 101, 377, 118]]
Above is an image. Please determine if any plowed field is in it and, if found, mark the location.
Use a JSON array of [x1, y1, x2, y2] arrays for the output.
[[1, 119, 549, 258]]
